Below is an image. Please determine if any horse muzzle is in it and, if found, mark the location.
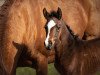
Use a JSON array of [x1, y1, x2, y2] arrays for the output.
[[44, 41, 53, 50]]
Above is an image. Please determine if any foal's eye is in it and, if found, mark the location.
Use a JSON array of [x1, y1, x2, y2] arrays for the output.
[[44, 26, 47, 29], [57, 26, 60, 30], [56, 26, 60, 30]]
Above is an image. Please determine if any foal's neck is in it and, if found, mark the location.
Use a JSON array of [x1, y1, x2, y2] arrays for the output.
[[55, 23, 75, 60]]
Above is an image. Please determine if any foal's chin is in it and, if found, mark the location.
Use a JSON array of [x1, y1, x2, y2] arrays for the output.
[[45, 46, 52, 50], [45, 44, 54, 50]]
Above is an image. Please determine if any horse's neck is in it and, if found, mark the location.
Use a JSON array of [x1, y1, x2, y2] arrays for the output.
[[61, 24, 75, 48], [55, 26, 75, 60]]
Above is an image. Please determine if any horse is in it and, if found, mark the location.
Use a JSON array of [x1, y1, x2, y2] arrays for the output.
[[44, 7, 100, 75], [0, 0, 100, 75]]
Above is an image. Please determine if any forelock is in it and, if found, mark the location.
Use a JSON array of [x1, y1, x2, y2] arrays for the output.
[[47, 20, 56, 30]]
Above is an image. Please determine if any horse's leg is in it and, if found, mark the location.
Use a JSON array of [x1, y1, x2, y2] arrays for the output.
[[1, 42, 22, 75], [36, 53, 48, 75], [25, 44, 48, 75], [1, 52, 17, 75]]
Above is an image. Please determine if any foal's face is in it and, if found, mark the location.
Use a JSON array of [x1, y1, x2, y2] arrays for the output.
[[44, 18, 61, 50], [44, 19, 56, 49], [43, 7, 62, 50]]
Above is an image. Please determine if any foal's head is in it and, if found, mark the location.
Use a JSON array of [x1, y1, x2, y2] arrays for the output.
[[43, 7, 75, 50]]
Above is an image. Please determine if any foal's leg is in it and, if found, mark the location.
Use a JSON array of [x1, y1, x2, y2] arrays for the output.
[[36, 53, 48, 75]]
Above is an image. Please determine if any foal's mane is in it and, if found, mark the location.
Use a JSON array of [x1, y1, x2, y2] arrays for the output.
[[49, 11, 59, 19], [49, 10, 79, 40], [64, 22, 79, 40]]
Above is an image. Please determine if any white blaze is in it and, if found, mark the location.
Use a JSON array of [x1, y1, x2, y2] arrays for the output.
[[45, 20, 56, 47]]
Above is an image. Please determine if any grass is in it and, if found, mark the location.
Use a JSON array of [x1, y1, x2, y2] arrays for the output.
[[16, 63, 60, 75], [16, 67, 36, 75], [16, 63, 100, 75]]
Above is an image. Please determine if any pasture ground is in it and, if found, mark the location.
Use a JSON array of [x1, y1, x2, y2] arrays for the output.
[[16, 63, 60, 75]]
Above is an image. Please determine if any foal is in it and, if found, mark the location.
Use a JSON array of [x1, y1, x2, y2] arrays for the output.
[[43, 8, 100, 75]]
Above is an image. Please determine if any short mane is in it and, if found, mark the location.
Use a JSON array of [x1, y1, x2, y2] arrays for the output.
[[49, 11, 59, 19], [49, 11, 79, 40], [65, 23, 79, 40]]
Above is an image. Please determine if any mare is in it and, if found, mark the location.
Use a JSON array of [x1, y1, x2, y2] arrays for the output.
[[44, 8, 100, 75], [0, 0, 100, 75]]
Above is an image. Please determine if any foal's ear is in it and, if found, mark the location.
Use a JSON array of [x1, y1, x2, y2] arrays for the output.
[[57, 7, 62, 20], [43, 8, 50, 20]]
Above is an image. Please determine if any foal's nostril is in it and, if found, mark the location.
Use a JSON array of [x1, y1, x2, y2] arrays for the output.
[[44, 42, 45, 46], [44, 40, 53, 50], [49, 41, 52, 45]]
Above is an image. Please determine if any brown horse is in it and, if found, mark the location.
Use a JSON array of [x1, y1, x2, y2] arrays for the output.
[[44, 8, 100, 75], [0, 0, 100, 75]]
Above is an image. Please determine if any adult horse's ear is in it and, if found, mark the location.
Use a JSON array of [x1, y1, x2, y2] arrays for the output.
[[43, 8, 50, 20], [57, 7, 62, 20]]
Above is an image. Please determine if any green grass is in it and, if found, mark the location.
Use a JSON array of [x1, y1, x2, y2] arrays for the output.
[[48, 63, 60, 75], [16, 64, 100, 75], [16, 63, 60, 75], [16, 67, 36, 75]]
